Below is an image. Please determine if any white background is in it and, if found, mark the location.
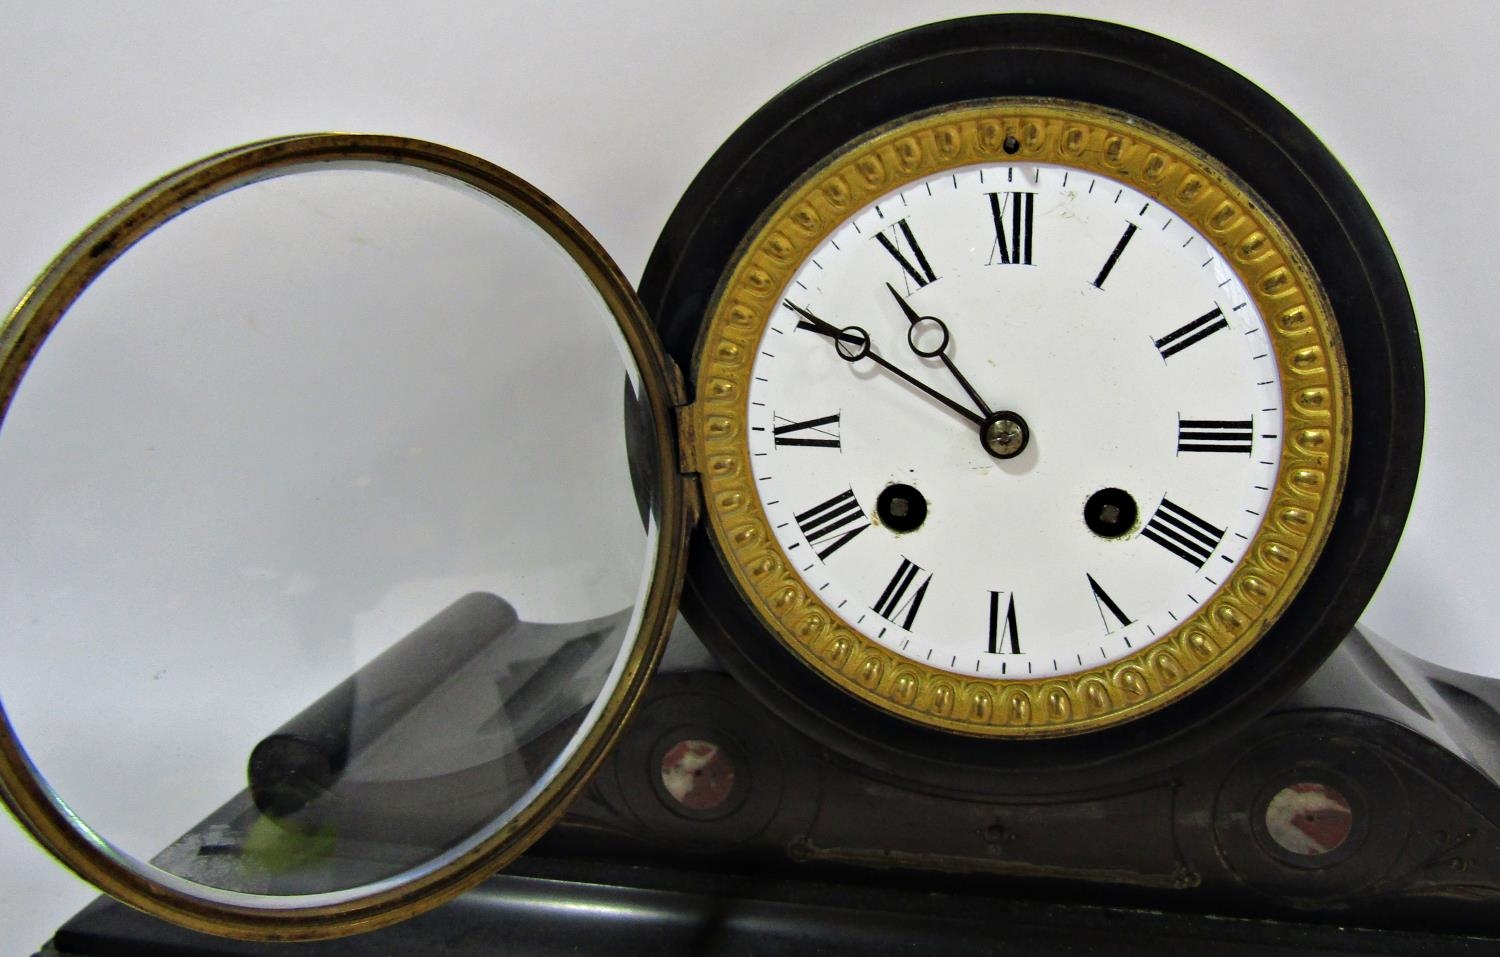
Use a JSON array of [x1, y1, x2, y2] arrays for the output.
[[0, 0, 1493, 947]]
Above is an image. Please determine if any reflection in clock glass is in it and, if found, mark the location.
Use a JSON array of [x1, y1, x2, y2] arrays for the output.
[[0, 165, 659, 904], [752, 161, 1280, 680]]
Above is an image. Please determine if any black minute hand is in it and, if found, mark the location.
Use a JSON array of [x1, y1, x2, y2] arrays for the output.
[[783, 300, 984, 427]]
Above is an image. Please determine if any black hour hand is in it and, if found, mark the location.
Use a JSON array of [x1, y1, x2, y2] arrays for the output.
[[885, 283, 993, 418]]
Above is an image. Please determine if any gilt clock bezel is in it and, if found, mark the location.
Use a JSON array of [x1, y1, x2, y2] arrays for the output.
[[643, 14, 1421, 788], [691, 100, 1349, 738]]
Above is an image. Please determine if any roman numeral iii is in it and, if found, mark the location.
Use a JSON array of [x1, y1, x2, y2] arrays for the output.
[[1140, 497, 1226, 569], [988, 191, 1034, 266], [873, 558, 932, 629], [773, 412, 841, 449], [875, 219, 938, 288], [794, 489, 870, 560], [1177, 417, 1253, 454]]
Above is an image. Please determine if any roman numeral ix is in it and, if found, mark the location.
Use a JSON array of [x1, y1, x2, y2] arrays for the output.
[[1140, 497, 1226, 569], [1177, 417, 1253, 454], [873, 558, 931, 630], [794, 489, 870, 560], [875, 219, 938, 288], [773, 412, 841, 449], [988, 191, 1034, 266]]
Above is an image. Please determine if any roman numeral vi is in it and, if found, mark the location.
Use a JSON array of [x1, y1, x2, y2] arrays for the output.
[[987, 591, 1021, 654]]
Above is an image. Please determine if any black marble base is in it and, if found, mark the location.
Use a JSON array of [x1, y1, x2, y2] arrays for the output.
[[38, 855, 1500, 957]]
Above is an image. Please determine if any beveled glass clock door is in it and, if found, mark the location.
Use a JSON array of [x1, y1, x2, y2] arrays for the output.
[[0, 135, 689, 939]]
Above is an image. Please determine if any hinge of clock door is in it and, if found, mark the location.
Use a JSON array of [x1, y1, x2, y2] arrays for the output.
[[668, 361, 703, 525]]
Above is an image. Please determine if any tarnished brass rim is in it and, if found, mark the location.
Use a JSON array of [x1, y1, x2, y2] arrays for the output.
[[693, 100, 1350, 738], [0, 134, 690, 940]]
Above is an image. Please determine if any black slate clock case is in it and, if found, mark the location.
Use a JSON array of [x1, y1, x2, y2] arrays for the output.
[[643, 15, 1422, 789], [22, 15, 1500, 957]]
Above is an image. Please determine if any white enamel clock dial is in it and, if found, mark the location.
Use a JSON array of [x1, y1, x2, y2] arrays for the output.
[[748, 161, 1281, 681]]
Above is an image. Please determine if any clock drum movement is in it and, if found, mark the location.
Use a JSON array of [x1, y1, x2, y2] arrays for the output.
[[0, 15, 1447, 949]]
